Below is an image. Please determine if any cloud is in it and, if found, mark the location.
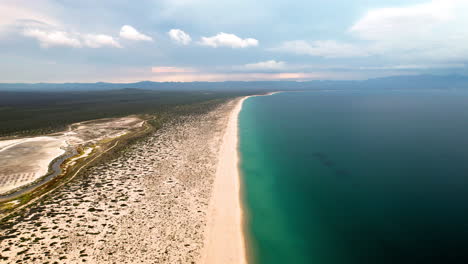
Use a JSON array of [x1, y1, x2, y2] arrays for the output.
[[349, 0, 455, 41], [271, 40, 368, 58], [119, 25, 152, 41], [23, 28, 121, 48], [0, 1, 123, 49], [199, 32, 258, 48], [168, 29, 191, 45], [269, 1, 468, 62], [0, 0, 59, 32], [83, 34, 122, 48], [347, 0, 468, 61], [242, 60, 286, 71], [22, 28, 81, 48], [151, 66, 196, 73]]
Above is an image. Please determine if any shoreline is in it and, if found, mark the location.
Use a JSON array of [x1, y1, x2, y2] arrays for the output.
[[202, 96, 248, 264], [202, 92, 280, 264]]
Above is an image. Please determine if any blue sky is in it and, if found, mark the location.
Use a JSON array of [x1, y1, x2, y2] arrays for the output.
[[0, 0, 467, 82]]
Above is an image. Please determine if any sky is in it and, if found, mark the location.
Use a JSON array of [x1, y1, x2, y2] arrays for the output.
[[0, 0, 467, 83]]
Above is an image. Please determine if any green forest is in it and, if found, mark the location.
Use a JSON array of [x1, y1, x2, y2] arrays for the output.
[[0, 89, 254, 136]]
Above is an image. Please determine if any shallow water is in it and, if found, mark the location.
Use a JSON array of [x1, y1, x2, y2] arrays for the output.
[[239, 90, 468, 264]]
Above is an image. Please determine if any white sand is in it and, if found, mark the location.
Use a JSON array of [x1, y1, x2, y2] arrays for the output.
[[202, 97, 248, 264]]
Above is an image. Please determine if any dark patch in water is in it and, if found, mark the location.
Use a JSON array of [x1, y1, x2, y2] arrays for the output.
[[312, 152, 327, 160], [335, 169, 350, 177], [323, 160, 335, 168], [312, 152, 335, 168]]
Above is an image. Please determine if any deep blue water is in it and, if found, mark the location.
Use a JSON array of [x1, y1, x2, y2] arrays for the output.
[[239, 90, 468, 264]]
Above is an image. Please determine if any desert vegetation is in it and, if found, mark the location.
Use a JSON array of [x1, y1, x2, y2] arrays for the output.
[[0, 97, 239, 263]]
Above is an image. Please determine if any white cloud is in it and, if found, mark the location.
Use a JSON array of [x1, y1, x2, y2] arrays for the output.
[[243, 60, 286, 71], [23, 28, 122, 48], [168, 29, 191, 45], [199, 32, 258, 48], [151, 66, 196, 73], [1, 1, 123, 49], [272, 40, 368, 58], [348, 0, 468, 61], [0, 0, 60, 32], [119, 25, 152, 41], [83, 34, 122, 48], [23, 28, 81, 48], [349, 0, 455, 41], [271, 0, 468, 62]]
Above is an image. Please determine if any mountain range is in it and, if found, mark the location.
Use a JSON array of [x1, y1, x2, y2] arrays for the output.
[[1, 75, 468, 92]]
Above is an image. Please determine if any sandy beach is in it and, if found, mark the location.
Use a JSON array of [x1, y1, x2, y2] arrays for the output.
[[202, 92, 280, 264], [202, 97, 248, 264]]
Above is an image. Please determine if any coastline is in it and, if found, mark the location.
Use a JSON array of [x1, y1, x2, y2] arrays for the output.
[[0, 95, 281, 262], [202, 92, 280, 264], [202, 96, 248, 264]]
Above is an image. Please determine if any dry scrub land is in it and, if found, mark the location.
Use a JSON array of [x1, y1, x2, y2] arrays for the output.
[[0, 99, 238, 263]]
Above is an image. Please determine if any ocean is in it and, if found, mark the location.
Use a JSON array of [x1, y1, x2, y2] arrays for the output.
[[239, 90, 468, 264]]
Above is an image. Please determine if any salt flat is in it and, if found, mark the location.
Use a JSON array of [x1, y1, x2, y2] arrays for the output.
[[0, 137, 66, 194], [0, 117, 143, 195]]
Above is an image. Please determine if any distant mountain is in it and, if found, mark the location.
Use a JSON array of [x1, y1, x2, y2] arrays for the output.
[[1, 75, 468, 92]]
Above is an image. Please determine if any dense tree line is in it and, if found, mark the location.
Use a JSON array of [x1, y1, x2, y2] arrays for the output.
[[0, 89, 254, 136]]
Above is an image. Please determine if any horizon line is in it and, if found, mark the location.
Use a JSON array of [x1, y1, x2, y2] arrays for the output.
[[1, 74, 466, 85]]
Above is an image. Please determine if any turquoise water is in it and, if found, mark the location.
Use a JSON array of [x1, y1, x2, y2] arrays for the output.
[[239, 90, 468, 264]]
